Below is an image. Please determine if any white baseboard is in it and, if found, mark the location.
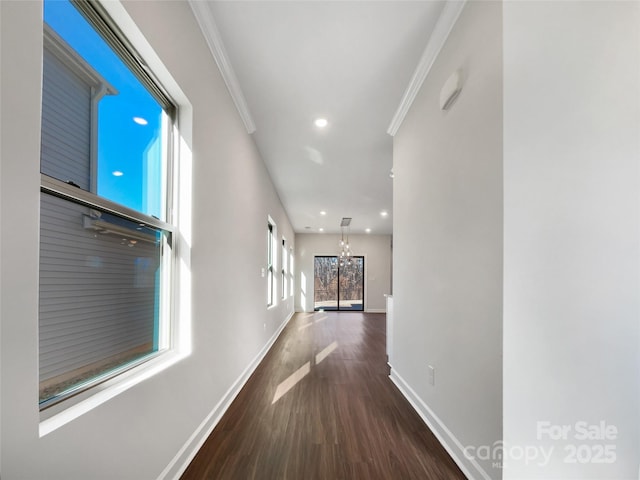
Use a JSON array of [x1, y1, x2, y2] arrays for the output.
[[159, 311, 295, 480], [389, 367, 492, 480], [366, 308, 386, 313]]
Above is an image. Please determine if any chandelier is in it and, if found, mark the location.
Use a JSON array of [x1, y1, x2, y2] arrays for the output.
[[339, 217, 353, 267]]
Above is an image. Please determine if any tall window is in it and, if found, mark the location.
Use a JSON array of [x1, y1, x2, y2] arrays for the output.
[[289, 249, 294, 297], [267, 221, 275, 306], [281, 238, 287, 300], [39, 0, 176, 408]]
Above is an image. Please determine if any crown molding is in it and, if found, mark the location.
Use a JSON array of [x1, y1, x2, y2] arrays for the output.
[[188, 0, 256, 134], [387, 0, 467, 137]]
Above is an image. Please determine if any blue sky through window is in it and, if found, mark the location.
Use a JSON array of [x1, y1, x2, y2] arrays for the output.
[[44, 0, 164, 219]]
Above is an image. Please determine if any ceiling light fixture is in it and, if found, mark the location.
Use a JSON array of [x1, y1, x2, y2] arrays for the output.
[[339, 217, 353, 267], [314, 118, 328, 128], [319, 228, 324, 232], [320, 211, 327, 216], [365, 228, 371, 233], [112, 170, 124, 177], [133, 117, 148, 126], [380, 210, 388, 217]]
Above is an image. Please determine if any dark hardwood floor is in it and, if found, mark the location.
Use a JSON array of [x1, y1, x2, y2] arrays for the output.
[[181, 312, 466, 480]]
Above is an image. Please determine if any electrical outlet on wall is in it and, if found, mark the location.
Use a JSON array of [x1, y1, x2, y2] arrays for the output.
[[428, 365, 435, 386]]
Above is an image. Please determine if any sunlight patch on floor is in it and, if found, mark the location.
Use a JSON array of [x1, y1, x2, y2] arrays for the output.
[[315, 341, 338, 365], [272, 361, 310, 404], [298, 322, 314, 331], [272, 339, 339, 404]]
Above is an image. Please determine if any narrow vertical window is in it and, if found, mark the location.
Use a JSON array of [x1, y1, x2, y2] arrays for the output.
[[289, 248, 294, 297], [39, 0, 176, 408], [267, 221, 275, 306], [281, 238, 287, 300]]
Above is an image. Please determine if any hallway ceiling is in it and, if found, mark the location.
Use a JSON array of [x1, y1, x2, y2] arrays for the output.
[[192, 1, 446, 234]]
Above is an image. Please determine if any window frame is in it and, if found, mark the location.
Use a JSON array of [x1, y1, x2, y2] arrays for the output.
[[289, 247, 294, 297], [71, 0, 175, 115], [312, 255, 365, 312], [267, 221, 275, 307], [38, 0, 178, 410], [281, 238, 287, 300]]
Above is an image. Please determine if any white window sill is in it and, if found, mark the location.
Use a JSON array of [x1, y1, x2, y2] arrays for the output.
[[39, 349, 188, 437]]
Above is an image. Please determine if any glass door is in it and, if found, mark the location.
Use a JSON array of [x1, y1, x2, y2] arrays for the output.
[[314, 256, 364, 311], [338, 256, 364, 310], [313, 256, 338, 310]]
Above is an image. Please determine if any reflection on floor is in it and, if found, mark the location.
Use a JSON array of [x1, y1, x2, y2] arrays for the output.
[[181, 312, 465, 479]]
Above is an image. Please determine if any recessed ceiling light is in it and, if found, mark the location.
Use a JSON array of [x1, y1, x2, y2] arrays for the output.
[[380, 210, 388, 217], [133, 117, 148, 126], [365, 228, 371, 233], [314, 118, 328, 128], [319, 228, 324, 232], [320, 210, 327, 216], [112, 170, 124, 177]]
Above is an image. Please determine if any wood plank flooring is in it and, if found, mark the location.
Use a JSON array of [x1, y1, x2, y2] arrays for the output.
[[181, 312, 466, 480]]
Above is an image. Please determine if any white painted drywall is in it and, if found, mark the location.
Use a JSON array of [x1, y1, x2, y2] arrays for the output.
[[0, 1, 294, 478], [392, 1, 503, 479], [503, 2, 640, 478], [295, 233, 391, 313], [1, 1, 43, 478]]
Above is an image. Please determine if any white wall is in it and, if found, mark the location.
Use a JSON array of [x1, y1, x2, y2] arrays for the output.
[[295, 233, 391, 313], [503, 2, 639, 478], [392, 2, 503, 479], [392, 1, 640, 479], [0, 1, 294, 478]]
